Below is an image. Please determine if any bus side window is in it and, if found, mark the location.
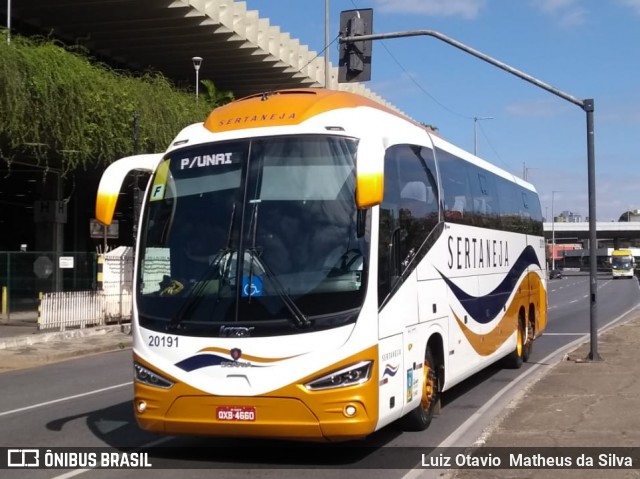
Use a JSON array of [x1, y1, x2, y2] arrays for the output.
[[378, 149, 401, 305], [452, 196, 466, 216], [436, 148, 473, 225], [378, 144, 440, 306], [471, 171, 500, 228], [400, 181, 429, 217]]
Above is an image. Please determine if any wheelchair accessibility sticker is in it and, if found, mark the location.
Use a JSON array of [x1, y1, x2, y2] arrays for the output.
[[242, 276, 263, 297]]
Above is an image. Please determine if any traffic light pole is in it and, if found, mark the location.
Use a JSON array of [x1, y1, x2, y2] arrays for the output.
[[340, 28, 600, 361]]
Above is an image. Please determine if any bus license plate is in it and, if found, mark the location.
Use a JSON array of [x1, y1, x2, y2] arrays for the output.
[[216, 406, 256, 422]]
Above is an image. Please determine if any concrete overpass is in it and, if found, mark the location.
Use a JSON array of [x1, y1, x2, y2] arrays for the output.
[[544, 222, 640, 246], [2, 0, 399, 109]]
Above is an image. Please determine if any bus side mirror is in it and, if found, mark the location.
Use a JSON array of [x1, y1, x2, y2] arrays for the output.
[[355, 138, 384, 208], [96, 154, 162, 225]]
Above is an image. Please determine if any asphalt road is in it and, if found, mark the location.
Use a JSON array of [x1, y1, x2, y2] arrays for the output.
[[1, 272, 639, 479]]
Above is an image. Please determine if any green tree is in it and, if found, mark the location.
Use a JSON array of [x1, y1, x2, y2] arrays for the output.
[[0, 34, 233, 171], [200, 79, 234, 109]]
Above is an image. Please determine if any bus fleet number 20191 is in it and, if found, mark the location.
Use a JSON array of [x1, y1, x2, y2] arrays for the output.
[[148, 335, 179, 348]]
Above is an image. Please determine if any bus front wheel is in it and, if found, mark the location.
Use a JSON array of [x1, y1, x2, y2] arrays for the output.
[[400, 347, 440, 431]]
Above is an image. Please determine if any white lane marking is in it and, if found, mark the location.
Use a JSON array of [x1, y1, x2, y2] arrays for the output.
[[0, 382, 132, 417], [50, 470, 90, 479]]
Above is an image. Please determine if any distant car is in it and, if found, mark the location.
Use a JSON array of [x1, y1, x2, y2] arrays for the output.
[[549, 269, 563, 279]]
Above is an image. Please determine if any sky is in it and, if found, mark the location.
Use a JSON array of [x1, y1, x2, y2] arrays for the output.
[[243, 0, 639, 222]]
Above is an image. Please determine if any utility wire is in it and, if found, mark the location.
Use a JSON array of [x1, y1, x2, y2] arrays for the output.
[[476, 119, 508, 169], [346, 0, 516, 171], [297, 33, 340, 76], [378, 40, 473, 121], [348, 0, 471, 120]]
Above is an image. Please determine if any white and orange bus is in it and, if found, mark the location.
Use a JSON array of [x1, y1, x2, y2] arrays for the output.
[[611, 249, 635, 279], [96, 88, 547, 441]]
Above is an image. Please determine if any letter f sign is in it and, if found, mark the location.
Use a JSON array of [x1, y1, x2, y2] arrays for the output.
[[151, 184, 165, 201]]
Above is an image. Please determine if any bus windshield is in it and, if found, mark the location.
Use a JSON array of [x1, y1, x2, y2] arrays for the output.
[[611, 256, 633, 269], [137, 135, 369, 337]]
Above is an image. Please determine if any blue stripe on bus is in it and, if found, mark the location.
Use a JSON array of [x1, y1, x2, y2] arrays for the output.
[[437, 245, 541, 324], [175, 354, 267, 371], [175, 354, 227, 371]]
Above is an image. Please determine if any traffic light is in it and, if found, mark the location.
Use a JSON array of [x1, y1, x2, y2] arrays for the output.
[[338, 9, 373, 83]]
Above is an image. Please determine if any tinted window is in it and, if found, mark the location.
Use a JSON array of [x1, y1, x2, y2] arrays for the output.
[[378, 144, 440, 305], [436, 148, 474, 225], [435, 147, 542, 234]]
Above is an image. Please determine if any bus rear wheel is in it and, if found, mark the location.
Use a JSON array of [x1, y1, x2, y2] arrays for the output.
[[503, 314, 526, 369], [400, 347, 440, 431]]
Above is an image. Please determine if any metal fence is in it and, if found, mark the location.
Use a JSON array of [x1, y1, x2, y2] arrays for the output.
[[36, 248, 134, 331], [0, 251, 97, 316], [39, 290, 105, 330], [1, 249, 134, 330]]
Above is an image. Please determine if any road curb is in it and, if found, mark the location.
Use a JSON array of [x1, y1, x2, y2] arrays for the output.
[[37, 338, 133, 363], [0, 323, 132, 350]]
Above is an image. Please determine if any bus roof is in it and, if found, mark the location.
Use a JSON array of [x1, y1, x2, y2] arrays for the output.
[[612, 249, 634, 256], [203, 88, 407, 133], [199, 87, 536, 195]]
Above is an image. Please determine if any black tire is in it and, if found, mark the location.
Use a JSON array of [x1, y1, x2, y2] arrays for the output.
[[522, 312, 534, 363], [503, 315, 525, 369], [400, 347, 440, 431]]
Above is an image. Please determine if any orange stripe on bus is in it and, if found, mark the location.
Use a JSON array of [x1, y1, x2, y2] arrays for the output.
[[204, 88, 404, 133]]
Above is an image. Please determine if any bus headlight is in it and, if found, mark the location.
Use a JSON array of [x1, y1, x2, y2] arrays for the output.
[[304, 361, 372, 391], [134, 362, 174, 389]]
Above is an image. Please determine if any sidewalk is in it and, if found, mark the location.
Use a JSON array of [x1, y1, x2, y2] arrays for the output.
[[445, 308, 640, 479], [0, 312, 132, 372]]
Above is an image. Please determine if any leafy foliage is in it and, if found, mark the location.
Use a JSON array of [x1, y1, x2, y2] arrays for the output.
[[0, 32, 233, 171]]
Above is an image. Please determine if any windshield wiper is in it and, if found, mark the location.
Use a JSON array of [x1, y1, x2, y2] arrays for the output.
[[246, 200, 259, 305], [245, 200, 311, 329], [165, 248, 234, 332], [248, 248, 311, 329], [166, 203, 237, 331]]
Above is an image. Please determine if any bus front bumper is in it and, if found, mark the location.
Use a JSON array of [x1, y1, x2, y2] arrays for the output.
[[133, 348, 379, 442], [135, 390, 376, 442]]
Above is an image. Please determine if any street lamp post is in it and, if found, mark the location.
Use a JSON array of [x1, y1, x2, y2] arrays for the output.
[[325, 0, 330, 88], [7, 0, 11, 44], [523, 165, 538, 181], [473, 116, 493, 155], [551, 191, 561, 271], [192, 56, 203, 101], [339, 27, 600, 361]]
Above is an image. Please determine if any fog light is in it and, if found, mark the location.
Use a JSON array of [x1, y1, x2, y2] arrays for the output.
[[137, 401, 147, 413], [344, 405, 357, 417]]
